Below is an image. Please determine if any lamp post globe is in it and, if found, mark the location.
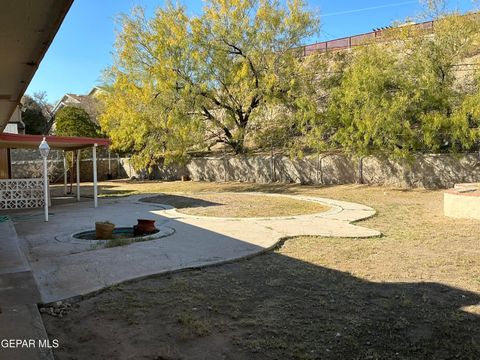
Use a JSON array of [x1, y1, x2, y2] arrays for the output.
[[39, 137, 50, 158]]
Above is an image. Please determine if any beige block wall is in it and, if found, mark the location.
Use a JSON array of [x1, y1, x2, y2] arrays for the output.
[[444, 192, 480, 220]]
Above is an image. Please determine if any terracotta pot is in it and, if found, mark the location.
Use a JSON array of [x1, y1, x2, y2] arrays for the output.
[[136, 219, 156, 234], [95, 222, 115, 240]]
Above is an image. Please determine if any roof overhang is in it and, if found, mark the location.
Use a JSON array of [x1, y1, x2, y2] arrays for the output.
[[0, 0, 74, 131], [0, 133, 110, 151]]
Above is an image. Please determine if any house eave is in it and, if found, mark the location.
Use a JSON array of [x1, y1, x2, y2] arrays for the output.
[[0, 0, 74, 132]]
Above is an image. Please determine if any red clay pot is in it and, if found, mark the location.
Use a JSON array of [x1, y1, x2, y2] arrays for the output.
[[136, 219, 156, 234]]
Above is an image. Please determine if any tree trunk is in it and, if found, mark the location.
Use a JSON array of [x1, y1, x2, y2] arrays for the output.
[[228, 139, 247, 154], [226, 123, 248, 154]]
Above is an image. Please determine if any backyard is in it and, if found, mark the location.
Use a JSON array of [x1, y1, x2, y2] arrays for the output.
[[43, 181, 480, 359], [3, 1, 480, 360]]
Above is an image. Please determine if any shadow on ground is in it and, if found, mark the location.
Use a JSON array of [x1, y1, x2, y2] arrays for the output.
[[139, 194, 221, 209], [43, 243, 480, 360]]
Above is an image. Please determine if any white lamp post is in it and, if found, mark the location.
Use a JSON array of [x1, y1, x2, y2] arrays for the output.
[[39, 137, 50, 222]]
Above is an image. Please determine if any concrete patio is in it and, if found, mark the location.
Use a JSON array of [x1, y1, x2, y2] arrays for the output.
[[9, 192, 380, 304]]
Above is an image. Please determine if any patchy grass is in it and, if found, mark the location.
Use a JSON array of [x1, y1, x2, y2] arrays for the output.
[[104, 238, 131, 248], [44, 182, 480, 359], [141, 193, 329, 217], [176, 312, 212, 339]]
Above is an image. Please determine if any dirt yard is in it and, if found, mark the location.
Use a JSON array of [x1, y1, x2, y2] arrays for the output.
[[44, 182, 480, 359], [140, 193, 328, 217]]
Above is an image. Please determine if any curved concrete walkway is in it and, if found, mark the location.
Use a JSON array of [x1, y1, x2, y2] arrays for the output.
[[14, 193, 380, 304]]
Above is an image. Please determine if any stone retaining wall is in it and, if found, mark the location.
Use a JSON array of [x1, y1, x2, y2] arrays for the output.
[[10, 150, 480, 189], [179, 153, 480, 189]]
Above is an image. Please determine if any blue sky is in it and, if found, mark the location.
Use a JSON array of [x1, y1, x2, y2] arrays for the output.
[[27, 0, 475, 104]]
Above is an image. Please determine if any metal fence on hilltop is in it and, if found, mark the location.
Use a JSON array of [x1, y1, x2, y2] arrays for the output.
[[300, 20, 435, 56]]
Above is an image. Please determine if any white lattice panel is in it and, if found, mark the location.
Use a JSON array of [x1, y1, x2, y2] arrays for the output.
[[0, 179, 44, 210]]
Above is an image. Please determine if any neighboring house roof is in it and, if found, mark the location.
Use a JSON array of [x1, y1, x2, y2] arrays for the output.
[[88, 86, 106, 97], [0, 0, 74, 131], [65, 93, 87, 102], [52, 93, 83, 113], [52, 89, 101, 125]]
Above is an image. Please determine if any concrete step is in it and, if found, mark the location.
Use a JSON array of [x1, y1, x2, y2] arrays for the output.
[[0, 304, 54, 360], [0, 220, 53, 359], [0, 221, 41, 306], [0, 271, 41, 306], [0, 220, 30, 275]]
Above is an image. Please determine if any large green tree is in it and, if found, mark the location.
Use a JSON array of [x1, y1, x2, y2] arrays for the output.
[[55, 106, 101, 194], [21, 95, 47, 135], [55, 106, 100, 137], [309, 11, 480, 159], [21, 92, 56, 135], [100, 0, 319, 168]]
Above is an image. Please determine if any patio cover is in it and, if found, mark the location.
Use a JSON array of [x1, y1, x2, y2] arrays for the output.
[[0, 133, 110, 150], [0, 133, 111, 209]]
